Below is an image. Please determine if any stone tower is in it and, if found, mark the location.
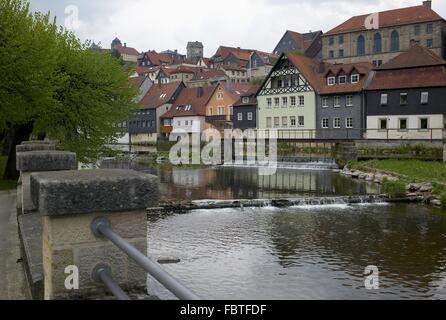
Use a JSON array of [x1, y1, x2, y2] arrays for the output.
[[111, 37, 122, 49], [187, 41, 204, 60]]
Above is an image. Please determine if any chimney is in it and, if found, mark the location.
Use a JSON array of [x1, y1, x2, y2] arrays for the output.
[[124, 43, 127, 48], [226, 79, 233, 92], [319, 61, 326, 73], [197, 87, 203, 98], [410, 39, 417, 47], [423, 0, 432, 9]]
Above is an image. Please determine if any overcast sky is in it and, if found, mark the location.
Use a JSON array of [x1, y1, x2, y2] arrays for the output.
[[29, 0, 446, 56]]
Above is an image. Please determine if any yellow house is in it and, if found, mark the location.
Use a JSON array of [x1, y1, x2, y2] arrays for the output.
[[204, 83, 241, 134]]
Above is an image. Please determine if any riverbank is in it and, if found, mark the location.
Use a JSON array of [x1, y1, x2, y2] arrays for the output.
[[0, 156, 17, 190], [347, 159, 446, 207]]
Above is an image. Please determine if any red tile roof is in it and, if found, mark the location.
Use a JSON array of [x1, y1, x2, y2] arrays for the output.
[[143, 51, 174, 66], [367, 44, 446, 90], [170, 65, 200, 75], [326, 4, 444, 35], [233, 85, 261, 107], [139, 82, 183, 110], [377, 43, 446, 70], [161, 86, 218, 118], [287, 30, 323, 50], [130, 76, 146, 88], [191, 69, 227, 81], [212, 46, 277, 65], [114, 45, 139, 56], [319, 62, 373, 94]]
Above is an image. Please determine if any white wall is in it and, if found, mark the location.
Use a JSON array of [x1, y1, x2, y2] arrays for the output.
[[366, 114, 444, 140], [173, 116, 205, 134]]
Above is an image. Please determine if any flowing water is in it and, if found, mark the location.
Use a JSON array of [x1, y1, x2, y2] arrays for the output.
[[100, 160, 446, 299]]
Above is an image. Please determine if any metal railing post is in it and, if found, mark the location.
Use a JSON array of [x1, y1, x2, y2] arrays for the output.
[[92, 264, 131, 300], [91, 217, 200, 300]]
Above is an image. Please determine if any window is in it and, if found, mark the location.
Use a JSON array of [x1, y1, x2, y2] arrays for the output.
[[399, 118, 408, 130], [266, 117, 272, 128], [282, 97, 288, 107], [329, 50, 334, 59], [322, 118, 329, 128], [322, 97, 329, 108], [338, 75, 347, 84], [379, 118, 388, 130], [329, 37, 334, 45], [346, 95, 353, 107], [427, 39, 433, 48], [339, 49, 344, 58], [327, 77, 336, 86], [298, 96, 305, 106], [267, 98, 272, 107], [346, 118, 353, 128], [373, 60, 383, 67], [298, 116, 305, 127], [334, 96, 341, 107], [247, 112, 253, 121], [278, 80, 283, 88], [217, 92, 223, 100], [420, 118, 429, 130], [339, 35, 344, 44], [237, 113, 243, 121], [274, 117, 280, 128], [282, 116, 288, 127], [242, 97, 250, 104], [421, 92, 429, 104], [290, 96, 296, 106], [427, 23, 433, 34], [274, 98, 280, 107], [333, 118, 341, 128], [414, 24, 421, 35], [400, 93, 408, 105], [390, 30, 400, 52], [380, 94, 388, 106], [290, 116, 296, 126], [208, 107, 213, 115], [373, 33, 382, 53], [351, 74, 359, 83], [357, 35, 365, 56]]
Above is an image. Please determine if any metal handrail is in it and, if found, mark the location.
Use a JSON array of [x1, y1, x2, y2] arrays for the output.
[[92, 264, 131, 300], [91, 217, 200, 300]]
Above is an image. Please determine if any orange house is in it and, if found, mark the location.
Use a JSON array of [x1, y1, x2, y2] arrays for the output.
[[204, 83, 240, 134]]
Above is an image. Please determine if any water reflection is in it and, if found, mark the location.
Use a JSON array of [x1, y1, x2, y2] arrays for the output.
[[100, 160, 379, 200], [148, 204, 446, 300]]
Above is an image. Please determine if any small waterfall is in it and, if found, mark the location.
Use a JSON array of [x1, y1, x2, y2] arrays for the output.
[[222, 158, 338, 171], [188, 195, 387, 211]]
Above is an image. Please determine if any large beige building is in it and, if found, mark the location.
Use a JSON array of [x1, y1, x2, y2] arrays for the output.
[[322, 1, 446, 66]]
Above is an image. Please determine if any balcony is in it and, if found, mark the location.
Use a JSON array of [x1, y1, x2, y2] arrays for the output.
[[160, 125, 173, 134], [206, 115, 233, 123]]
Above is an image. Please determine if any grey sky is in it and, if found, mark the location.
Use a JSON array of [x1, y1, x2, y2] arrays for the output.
[[29, 0, 446, 56]]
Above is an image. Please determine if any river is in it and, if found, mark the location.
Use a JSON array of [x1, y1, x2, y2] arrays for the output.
[[101, 160, 446, 300]]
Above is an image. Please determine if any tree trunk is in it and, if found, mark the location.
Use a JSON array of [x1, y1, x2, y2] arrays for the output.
[[3, 122, 34, 180]]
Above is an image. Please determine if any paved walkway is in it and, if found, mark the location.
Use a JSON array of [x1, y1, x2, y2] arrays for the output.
[[0, 190, 28, 299]]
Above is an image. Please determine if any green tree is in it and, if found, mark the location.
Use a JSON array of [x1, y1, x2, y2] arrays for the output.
[[0, 0, 137, 179]]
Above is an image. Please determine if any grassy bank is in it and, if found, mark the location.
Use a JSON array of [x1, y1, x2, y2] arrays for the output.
[[348, 159, 446, 195], [0, 155, 17, 190]]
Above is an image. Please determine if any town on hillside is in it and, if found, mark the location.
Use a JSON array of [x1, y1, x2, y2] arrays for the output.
[[95, 0, 446, 145]]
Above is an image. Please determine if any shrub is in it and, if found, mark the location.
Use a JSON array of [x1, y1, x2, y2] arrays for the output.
[[441, 193, 446, 209], [382, 179, 406, 198]]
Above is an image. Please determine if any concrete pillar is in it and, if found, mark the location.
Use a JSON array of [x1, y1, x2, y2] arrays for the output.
[[30, 169, 158, 300], [16, 148, 76, 215], [443, 143, 446, 162]]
